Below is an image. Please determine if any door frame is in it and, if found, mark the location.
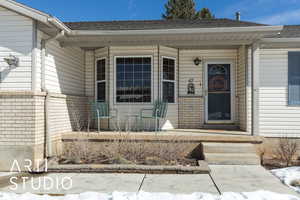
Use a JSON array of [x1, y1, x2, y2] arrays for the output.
[[204, 61, 235, 124]]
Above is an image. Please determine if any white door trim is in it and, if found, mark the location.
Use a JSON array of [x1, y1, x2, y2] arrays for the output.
[[204, 61, 235, 124]]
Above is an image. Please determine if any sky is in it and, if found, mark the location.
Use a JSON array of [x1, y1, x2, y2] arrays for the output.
[[15, 0, 300, 25]]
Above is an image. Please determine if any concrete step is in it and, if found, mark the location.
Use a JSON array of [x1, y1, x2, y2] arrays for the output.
[[204, 153, 261, 165], [202, 142, 257, 154]]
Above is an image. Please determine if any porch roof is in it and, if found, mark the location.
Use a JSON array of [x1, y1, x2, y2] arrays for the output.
[[59, 25, 283, 48]]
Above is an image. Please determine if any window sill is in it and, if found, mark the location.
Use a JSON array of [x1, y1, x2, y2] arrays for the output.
[[287, 104, 300, 107]]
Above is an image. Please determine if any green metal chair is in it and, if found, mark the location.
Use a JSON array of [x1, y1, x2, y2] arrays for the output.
[[87, 101, 119, 133], [139, 100, 168, 133]]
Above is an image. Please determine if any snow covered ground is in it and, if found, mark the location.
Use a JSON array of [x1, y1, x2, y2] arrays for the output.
[[271, 167, 300, 193], [0, 191, 299, 200]]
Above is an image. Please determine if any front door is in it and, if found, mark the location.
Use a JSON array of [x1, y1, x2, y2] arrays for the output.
[[205, 62, 234, 123]]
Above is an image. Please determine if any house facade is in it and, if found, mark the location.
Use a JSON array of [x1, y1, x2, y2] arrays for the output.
[[0, 0, 300, 170]]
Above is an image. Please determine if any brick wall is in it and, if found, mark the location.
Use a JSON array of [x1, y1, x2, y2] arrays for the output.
[[178, 96, 204, 129], [0, 91, 88, 171], [0, 91, 45, 171], [0, 91, 45, 146]]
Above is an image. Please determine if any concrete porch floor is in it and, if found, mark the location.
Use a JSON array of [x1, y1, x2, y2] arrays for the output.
[[62, 129, 263, 144]]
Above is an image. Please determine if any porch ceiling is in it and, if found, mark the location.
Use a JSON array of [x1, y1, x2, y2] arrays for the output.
[[58, 26, 282, 48]]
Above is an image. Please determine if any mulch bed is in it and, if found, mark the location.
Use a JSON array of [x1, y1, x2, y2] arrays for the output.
[[58, 156, 198, 167]]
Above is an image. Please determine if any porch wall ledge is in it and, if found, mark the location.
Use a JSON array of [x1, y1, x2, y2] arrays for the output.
[[48, 93, 87, 99], [179, 95, 203, 98], [0, 91, 88, 98], [0, 91, 46, 97]]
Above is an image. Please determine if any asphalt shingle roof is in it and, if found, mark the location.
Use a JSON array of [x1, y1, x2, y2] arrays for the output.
[[63, 19, 300, 39], [267, 25, 300, 38], [63, 19, 265, 31]]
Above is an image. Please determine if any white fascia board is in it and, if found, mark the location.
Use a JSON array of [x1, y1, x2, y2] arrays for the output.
[[48, 17, 72, 34], [261, 38, 300, 43], [70, 26, 283, 36]]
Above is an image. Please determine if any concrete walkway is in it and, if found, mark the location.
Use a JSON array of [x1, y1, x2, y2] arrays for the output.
[[0, 165, 298, 196], [210, 165, 299, 196]]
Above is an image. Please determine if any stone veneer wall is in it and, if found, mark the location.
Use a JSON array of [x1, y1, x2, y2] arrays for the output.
[[178, 96, 204, 129], [0, 91, 88, 171]]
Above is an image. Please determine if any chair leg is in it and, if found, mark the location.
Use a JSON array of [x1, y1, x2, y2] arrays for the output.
[[140, 118, 144, 132], [125, 118, 129, 133], [117, 118, 121, 132], [140, 118, 145, 132], [98, 118, 100, 133], [155, 118, 158, 134], [87, 117, 90, 132]]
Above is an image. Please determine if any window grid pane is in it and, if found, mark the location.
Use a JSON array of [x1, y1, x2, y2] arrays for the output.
[[163, 58, 175, 103], [116, 57, 151, 103], [97, 82, 106, 102], [97, 59, 105, 81], [97, 59, 106, 102], [163, 82, 175, 103], [288, 52, 300, 105]]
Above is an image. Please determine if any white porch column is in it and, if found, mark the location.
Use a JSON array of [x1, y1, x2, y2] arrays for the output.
[[251, 42, 260, 135]]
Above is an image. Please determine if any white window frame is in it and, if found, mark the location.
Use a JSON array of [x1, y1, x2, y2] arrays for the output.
[[95, 57, 107, 102], [161, 56, 177, 104], [114, 55, 154, 104]]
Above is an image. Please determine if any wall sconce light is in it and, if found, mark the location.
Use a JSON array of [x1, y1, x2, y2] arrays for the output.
[[194, 57, 202, 66], [4, 55, 19, 68]]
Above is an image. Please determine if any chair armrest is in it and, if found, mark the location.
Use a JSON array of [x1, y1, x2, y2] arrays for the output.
[[140, 108, 153, 118]]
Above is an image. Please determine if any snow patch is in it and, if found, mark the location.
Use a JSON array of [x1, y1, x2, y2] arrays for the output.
[[271, 167, 300, 193], [0, 191, 299, 200]]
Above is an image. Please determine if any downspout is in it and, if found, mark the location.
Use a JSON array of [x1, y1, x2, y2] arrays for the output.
[[31, 21, 38, 91], [41, 30, 65, 158], [157, 45, 160, 99]]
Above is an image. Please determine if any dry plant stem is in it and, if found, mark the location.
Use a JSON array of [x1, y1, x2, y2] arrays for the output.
[[276, 137, 298, 167], [61, 134, 196, 166]]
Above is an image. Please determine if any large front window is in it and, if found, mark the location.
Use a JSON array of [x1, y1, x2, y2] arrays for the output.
[[116, 57, 152, 103]]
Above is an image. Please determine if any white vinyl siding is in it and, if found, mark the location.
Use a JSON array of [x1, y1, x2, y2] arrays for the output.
[[0, 6, 33, 90], [237, 46, 247, 131], [39, 31, 85, 95], [259, 48, 300, 137], [85, 50, 95, 97]]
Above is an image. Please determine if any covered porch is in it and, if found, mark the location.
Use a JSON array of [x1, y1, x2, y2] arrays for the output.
[[43, 24, 282, 135]]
